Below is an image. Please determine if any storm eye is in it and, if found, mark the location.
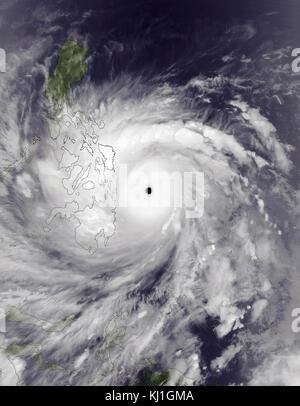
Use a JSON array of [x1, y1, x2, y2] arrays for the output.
[[146, 187, 152, 195]]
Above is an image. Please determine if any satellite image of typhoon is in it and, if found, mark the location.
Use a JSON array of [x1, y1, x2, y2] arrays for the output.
[[0, 0, 299, 387]]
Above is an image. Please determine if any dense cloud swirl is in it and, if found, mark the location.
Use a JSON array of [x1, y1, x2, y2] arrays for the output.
[[0, 0, 299, 386]]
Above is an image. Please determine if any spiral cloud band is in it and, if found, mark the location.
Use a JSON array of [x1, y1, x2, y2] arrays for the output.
[[0, 0, 299, 387]]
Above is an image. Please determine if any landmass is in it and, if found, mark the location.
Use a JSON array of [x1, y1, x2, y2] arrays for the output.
[[46, 40, 89, 112]]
